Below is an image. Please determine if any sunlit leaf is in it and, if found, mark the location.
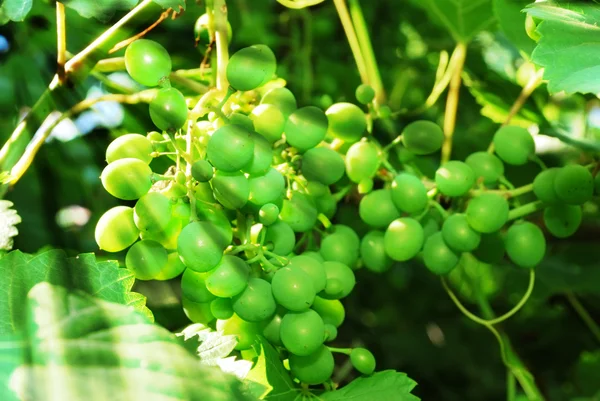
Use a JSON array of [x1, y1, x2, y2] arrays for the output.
[[418, 0, 496, 42], [320, 370, 420, 401]]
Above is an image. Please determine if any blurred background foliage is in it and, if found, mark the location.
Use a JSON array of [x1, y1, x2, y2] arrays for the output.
[[0, 1, 599, 400]]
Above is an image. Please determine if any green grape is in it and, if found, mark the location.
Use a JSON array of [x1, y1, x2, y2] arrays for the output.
[[154, 252, 186, 281], [272, 267, 316, 311], [421, 210, 441, 241], [210, 298, 234, 320], [359, 189, 400, 228], [262, 312, 283, 345], [325, 102, 367, 143], [554, 165, 594, 205], [288, 255, 327, 292], [133, 192, 172, 233], [101, 158, 153, 200], [320, 231, 359, 267], [182, 296, 214, 324], [465, 152, 504, 185], [207, 124, 255, 172], [345, 141, 380, 183], [149, 88, 188, 131], [320, 261, 355, 300], [228, 112, 254, 131], [194, 13, 232, 46], [401, 120, 444, 155], [139, 216, 181, 250], [304, 251, 325, 263], [289, 345, 334, 385], [206, 255, 250, 297], [533, 168, 560, 204], [302, 147, 345, 185], [492, 125, 535, 165], [227, 45, 276, 91], [384, 218, 424, 261], [472, 232, 505, 264], [324, 324, 337, 341], [544, 204, 582, 238], [263, 221, 295, 255], [466, 193, 509, 233], [280, 192, 318, 232], [330, 225, 360, 248], [505, 222, 546, 268], [250, 104, 285, 143], [248, 168, 285, 207], [355, 84, 375, 104], [181, 268, 216, 303], [422, 232, 460, 275], [192, 160, 214, 182], [217, 314, 260, 350], [442, 214, 481, 252], [212, 171, 250, 210], [261, 87, 297, 117], [95, 206, 139, 252], [435, 161, 475, 197], [232, 278, 276, 322], [193, 181, 215, 203], [312, 296, 344, 327], [390, 173, 427, 214], [177, 221, 227, 272], [196, 203, 234, 246], [243, 132, 273, 175], [106, 134, 153, 164], [259, 203, 280, 226], [285, 106, 328, 151], [280, 310, 325, 356], [358, 178, 373, 194], [350, 348, 376, 375], [124, 39, 171, 87], [315, 192, 337, 219], [125, 240, 168, 280], [360, 230, 393, 273]]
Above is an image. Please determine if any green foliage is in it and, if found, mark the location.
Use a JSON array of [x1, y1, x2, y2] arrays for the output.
[[493, 0, 536, 55], [63, 0, 138, 21], [320, 370, 420, 401], [0, 0, 33, 23]]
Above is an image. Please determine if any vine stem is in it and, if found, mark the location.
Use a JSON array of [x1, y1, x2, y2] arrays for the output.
[[332, 0, 369, 84], [213, 0, 230, 91], [471, 183, 534, 199], [565, 291, 600, 345], [56, 2, 66, 83], [507, 369, 516, 401], [507, 200, 545, 221], [441, 42, 467, 164]]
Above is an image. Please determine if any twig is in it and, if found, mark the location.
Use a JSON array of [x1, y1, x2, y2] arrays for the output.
[[213, 0, 230, 91], [108, 8, 173, 54], [56, 2, 67, 83], [440, 42, 467, 164], [332, 0, 368, 84]]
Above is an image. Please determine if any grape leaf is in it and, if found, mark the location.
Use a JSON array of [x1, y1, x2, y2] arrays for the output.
[[0, 282, 251, 401], [320, 370, 420, 401], [418, 0, 496, 42], [152, 0, 186, 10], [62, 0, 138, 21], [526, 2, 600, 95], [243, 337, 296, 400], [493, 0, 536, 55], [0, 201, 20, 252], [276, 0, 326, 9], [0, 249, 152, 335], [0, 0, 33, 22]]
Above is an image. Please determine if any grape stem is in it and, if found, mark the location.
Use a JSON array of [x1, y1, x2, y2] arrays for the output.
[[440, 42, 467, 164], [470, 183, 534, 199], [332, 0, 368, 85], [428, 200, 449, 220], [108, 8, 173, 55], [317, 213, 332, 229], [213, 0, 230, 91], [507, 200, 545, 221], [382, 135, 403, 152], [565, 291, 600, 345], [327, 346, 352, 355], [56, 2, 67, 84]]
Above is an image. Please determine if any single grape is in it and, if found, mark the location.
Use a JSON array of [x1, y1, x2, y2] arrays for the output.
[[210, 298, 234, 320], [320, 231, 359, 268], [206, 255, 251, 297], [288, 255, 327, 292], [259, 203, 280, 226], [154, 252, 186, 281], [465, 151, 504, 185], [360, 230, 393, 273], [442, 213, 481, 252], [212, 171, 250, 210], [243, 132, 273, 175], [194, 13, 232, 46], [181, 268, 216, 303], [350, 348, 376, 375], [493, 125, 535, 165], [95, 206, 139, 252], [390, 173, 428, 214], [324, 323, 338, 341], [272, 267, 316, 311], [466, 193, 509, 233], [285, 106, 328, 151], [250, 104, 285, 143], [248, 168, 285, 209], [355, 84, 375, 104], [217, 314, 260, 350], [125, 240, 167, 280], [320, 261, 355, 300], [227, 45, 276, 91], [312, 296, 345, 327], [435, 161, 475, 197], [232, 278, 276, 322], [345, 141, 380, 183], [505, 222, 546, 268], [358, 178, 373, 194], [280, 192, 318, 232], [280, 310, 325, 356], [177, 221, 227, 272], [124, 39, 171, 87], [149, 88, 188, 131], [101, 158, 153, 200], [182, 296, 214, 325], [261, 87, 297, 117], [401, 120, 444, 155], [289, 345, 334, 385], [325, 102, 367, 143], [192, 160, 214, 182], [304, 251, 325, 263], [106, 134, 153, 164], [134, 192, 172, 233], [533, 168, 560, 204], [472, 232, 505, 264], [422, 232, 460, 275], [544, 204, 582, 238], [302, 147, 345, 185], [359, 189, 400, 228], [195, 203, 234, 246], [228, 112, 254, 131], [554, 165, 594, 205], [384, 218, 424, 261], [262, 312, 283, 345], [263, 221, 295, 255], [207, 124, 255, 172], [139, 216, 181, 250]]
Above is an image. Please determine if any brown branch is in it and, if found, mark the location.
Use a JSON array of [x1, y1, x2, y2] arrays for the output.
[[108, 8, 173, 54]]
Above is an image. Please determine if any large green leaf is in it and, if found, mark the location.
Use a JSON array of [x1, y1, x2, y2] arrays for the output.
[[0, 0, 33, 22], [493, 0, 536, 55], [320, 370, 420, 401], [0, 250, 151, 335], [527, 2, 600, 95], [419, 0, 496, 42], [62, 0, 138, 21], [0, 283, 252, 401]]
